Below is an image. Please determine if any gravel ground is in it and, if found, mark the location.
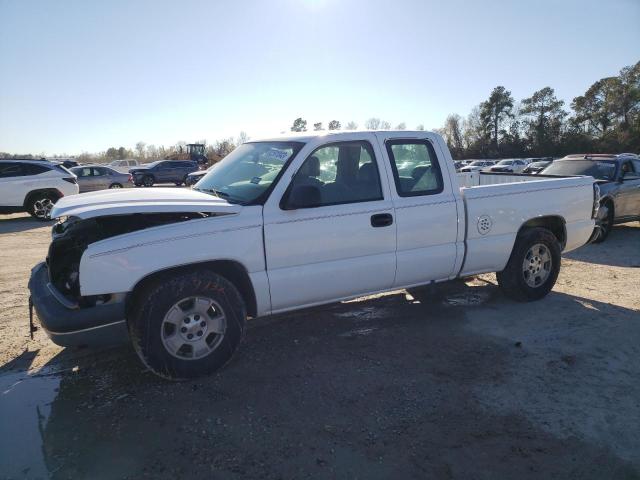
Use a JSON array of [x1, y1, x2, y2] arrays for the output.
[[0, 213, 638, 479]]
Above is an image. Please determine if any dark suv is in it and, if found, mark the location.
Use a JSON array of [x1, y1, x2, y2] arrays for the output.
[[129, 160, 199, 187]]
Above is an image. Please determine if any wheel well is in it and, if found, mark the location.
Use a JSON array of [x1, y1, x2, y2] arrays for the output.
[[23, 189, 62, 208], [600, 196, 614, 213], [518, 216, 566, 249], [127, 260, 257, 318]]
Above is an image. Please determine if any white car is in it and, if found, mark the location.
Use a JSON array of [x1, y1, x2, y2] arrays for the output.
[[0, 160, 79, 220], [459, 160, 495, 172], [108, 159, 140, 172], [29, 131, 598, 379], [487, 159, 528, 173]]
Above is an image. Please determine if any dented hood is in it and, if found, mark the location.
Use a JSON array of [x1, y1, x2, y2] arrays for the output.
[[51, 187, 241, 219]]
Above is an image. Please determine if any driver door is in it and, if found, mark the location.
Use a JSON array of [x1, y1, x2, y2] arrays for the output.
[[617, 160, 640, 219], [262, 134, 397, 313]]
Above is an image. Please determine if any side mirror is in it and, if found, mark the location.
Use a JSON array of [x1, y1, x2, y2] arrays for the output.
[[282, 184, 321, 210]]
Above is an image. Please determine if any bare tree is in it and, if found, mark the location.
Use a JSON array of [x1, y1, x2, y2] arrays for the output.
[[379, 120, 391, 130], [441, 114, 464, 155], [345, 121, 358, 130], [313, 122, 323, 131], [328, 120, 341, 130], [291, 118, 307, 132], [135, 141, 146, 159], [416, 124, 425, 130], [365, 118, 381, 129], [236, 131, 249, 145], [395, 122, 406, 130]]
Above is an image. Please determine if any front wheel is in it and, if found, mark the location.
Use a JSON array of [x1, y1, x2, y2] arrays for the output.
[[128, 269, 247, 380], [496, 227, 561, 302], [592, 202, 613, 243], [109, 183, 122, 189], [143, 175, 154, 187]]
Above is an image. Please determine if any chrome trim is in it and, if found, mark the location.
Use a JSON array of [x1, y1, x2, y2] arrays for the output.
[[44, 319, 126, 336]]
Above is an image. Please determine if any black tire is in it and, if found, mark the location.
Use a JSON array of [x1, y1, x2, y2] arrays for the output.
[[174, 182, 183, 186], [128, 269, 247, 380], [496, 227, 561, 302], [592, 201, 613, 243], [26, 191, 58, 221], [109, 183, 123, 189], [143, 175, 154, 187]]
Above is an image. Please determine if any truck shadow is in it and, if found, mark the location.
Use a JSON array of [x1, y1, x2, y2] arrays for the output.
[[563, 223, 640, 268], [1, 283, 638, 479], [0, 214, 53, 234]]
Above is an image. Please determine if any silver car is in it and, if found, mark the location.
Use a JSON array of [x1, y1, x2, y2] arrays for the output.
[[70, 165, 132, 192]]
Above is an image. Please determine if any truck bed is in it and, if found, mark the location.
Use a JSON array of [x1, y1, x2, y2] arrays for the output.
[[455, 171, 596, 276]]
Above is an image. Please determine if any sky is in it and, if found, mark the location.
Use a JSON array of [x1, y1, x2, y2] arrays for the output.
[[0, 0, 638, 155]]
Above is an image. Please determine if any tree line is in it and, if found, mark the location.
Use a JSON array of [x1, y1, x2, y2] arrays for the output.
[[437, 61, 639, 159], [3, 61, 636, 162], [289, 61, 639, 160]]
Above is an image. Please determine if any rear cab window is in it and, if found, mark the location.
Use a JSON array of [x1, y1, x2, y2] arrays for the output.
[[385, 139, 444, 196]]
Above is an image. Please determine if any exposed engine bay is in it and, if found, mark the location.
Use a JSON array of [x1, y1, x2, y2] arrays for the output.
[[48, 212, 212, 305]]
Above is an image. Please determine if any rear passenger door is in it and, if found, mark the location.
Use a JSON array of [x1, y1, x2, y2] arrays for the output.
[[91, 167, 110, 190], [379, 133, 460, 288], [263, 134, 397, 312]]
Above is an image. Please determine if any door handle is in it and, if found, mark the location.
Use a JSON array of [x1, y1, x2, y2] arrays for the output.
[[371, 213, 393, 227]]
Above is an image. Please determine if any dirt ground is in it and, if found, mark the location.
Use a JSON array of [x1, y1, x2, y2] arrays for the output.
[[0, 213, 638, 479]]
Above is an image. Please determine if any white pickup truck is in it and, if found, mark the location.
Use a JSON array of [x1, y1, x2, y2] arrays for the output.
[[29, 131, 599, 379]]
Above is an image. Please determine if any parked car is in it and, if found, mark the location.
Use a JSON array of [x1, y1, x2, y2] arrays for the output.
[[29, 131, 598, 379], [109, 159, 140, 171], [185, 167, 212, 187], [70, 165, 133, 192], [487, 159, 528, 173], [0, 159, 78, 220], [540, 153, 640, 242], [49, 159, 80, 169], [459, 160, 495, 172], [129, 160, 199, 187], [523, 159, 553, 174]]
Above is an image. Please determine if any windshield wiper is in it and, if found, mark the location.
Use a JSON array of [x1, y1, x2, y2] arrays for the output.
[[194, 187, 244, 205]]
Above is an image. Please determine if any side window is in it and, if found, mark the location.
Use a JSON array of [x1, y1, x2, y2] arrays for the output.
[[22, 163, 50, 176], [0, 162, 23, 178], [632, 160, 640, 174], [386, 139, 444, 196], [77, 167, 93, 177], [92, 167, 107, 176], [288, 141, 383, 208]]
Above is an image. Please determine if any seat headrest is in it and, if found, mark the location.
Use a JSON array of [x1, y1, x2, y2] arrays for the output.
[[300, 156, 320, 177], [358, 162, 376, 183]]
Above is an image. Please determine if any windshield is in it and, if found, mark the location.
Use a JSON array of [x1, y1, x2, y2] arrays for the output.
[[541, 160, 617, 180], [498, 160, 513, 165], [469, 161, 485, 166], [195, 141, 303, 204]]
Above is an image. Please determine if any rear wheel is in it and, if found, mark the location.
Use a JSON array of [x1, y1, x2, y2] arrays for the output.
[[26, 192, 58, 220], [143, 175, 154, 187], [128, 269, 247, 380], [592, 201, 613, 243], [109, 183, 122, 189], [496, 227, 561, 302]]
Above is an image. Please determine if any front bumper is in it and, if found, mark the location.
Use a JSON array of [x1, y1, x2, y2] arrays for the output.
[[28, 262, 129, 347]]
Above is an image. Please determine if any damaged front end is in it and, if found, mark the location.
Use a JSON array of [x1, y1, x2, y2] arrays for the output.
[[48, 212, 212, 305], [29, 212, 213, 347]]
